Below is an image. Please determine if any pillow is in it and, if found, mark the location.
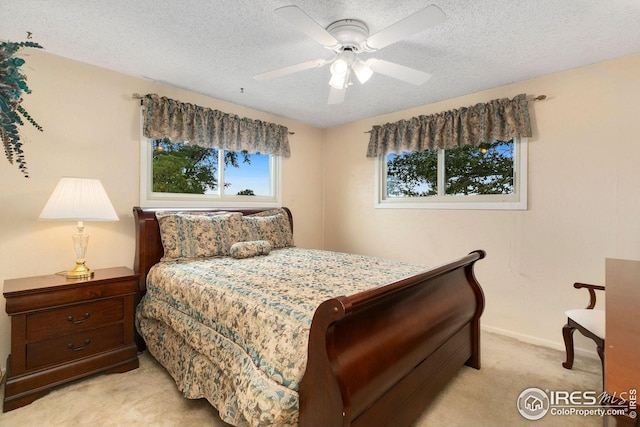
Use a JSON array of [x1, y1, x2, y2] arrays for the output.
[[241, 209, 294, 248], [247, 208, 289, 218], [155, 210, 229, 217], [175, 210, 228, 216], [229, 240, 272, 259], [156, 212, 243, 261]]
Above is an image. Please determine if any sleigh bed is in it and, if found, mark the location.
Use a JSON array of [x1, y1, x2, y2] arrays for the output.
[[133, 206, 485, 427]]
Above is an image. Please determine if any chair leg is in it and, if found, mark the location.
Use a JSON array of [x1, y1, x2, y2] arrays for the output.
[[597, 346, 604, 368], [597, 345, 605, 384], [562, 323, 576, 369]]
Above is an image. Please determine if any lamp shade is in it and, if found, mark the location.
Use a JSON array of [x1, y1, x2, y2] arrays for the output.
[[353, 60, 373, 84], [39, 177, 119, 221], [328, 70, 349, 89]]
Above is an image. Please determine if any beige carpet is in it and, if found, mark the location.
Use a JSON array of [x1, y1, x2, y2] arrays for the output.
[[0, 331, 601, 427]]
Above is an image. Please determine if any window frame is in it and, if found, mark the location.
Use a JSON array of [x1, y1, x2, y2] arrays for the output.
[[375, 138, 528, 210], [139, 136, 282, 208]]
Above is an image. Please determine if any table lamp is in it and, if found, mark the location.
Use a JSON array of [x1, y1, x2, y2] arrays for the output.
[[39, 177, 119, 279]]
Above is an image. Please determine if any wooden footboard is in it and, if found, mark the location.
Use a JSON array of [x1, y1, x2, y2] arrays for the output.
[[299, 250, 485, 427]]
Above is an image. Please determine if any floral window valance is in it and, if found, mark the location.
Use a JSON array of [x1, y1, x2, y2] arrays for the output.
[[366, 93, 532, 158], [141, 93, 291, 157]]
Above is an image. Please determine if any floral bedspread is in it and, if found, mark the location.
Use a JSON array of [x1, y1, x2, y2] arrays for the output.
[[136, 247, 426, 427]]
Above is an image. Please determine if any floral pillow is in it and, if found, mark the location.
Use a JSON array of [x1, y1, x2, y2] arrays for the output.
[[156, 212, 243, 261], [229, 240, 272, 259], [241, 209, 294, 248]]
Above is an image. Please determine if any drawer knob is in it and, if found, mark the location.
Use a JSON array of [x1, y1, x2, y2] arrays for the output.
[[67, 339, 91, 351], [67, 312, 90, 324]]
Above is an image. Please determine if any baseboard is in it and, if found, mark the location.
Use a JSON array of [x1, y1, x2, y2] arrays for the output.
[[481, 325, 600, 360]]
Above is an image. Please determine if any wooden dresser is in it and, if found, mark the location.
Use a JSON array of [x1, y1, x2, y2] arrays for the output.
[[3, 267, 139, 412], [605, 259, 639, 426]]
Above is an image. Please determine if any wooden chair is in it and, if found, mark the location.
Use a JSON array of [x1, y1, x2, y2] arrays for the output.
[[562, 282, 605, 371]]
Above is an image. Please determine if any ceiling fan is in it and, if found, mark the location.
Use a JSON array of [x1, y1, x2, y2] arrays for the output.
[[253, 4, 446, 104]]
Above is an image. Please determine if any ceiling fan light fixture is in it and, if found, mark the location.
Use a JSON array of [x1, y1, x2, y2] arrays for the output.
[[329, 68, 349, 89], [352, 60, 373, 84], [330, 57, 349, 76], [329, 51, 354, 89]]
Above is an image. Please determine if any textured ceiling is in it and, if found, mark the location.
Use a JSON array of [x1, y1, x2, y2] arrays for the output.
[[2, 0, 640, 128]]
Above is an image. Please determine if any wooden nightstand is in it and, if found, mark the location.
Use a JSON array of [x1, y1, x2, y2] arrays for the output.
[[2, 266, 139, 412]]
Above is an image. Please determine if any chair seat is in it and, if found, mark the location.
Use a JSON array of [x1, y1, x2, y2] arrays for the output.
[[566, 309, 605, 339]]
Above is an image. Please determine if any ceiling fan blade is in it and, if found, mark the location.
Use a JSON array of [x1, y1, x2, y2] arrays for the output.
[[328, 86, 346, 104], [367, 59, 432, 86], [253, 59, 328, 80], [275, 6, 340, 49], [364, 5, 446, 51]]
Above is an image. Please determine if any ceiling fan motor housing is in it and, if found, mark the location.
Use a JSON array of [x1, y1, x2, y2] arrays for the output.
[[326, 19, 372, 53]]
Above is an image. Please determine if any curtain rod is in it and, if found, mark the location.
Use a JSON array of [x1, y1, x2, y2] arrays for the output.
[[132, 93, 143, 105], [131, 93, 295, 135]]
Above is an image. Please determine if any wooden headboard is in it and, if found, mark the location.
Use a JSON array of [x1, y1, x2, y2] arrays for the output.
[[132, 206, 293, 294]]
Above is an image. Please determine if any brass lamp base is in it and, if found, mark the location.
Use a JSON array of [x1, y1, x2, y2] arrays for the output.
[[66, 262, 94, 279]]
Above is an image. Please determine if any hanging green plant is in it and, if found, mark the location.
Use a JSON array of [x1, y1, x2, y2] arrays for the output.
[[0, 40, 43, 177]]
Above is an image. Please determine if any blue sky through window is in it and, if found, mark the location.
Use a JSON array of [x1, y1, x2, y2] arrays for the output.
[[223, 153, 271, 196]]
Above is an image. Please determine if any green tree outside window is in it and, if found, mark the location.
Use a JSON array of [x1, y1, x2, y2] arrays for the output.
[[152, 138, 251, 194], [386, 140, 514, 197]]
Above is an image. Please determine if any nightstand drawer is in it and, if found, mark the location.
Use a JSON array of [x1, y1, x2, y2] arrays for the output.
[[26, 298, 124, 342], [3, 267, 139, 412], [26, 323, 125, 370]]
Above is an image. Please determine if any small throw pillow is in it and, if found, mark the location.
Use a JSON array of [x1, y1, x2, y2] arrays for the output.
[[230, 240, 272, 259]]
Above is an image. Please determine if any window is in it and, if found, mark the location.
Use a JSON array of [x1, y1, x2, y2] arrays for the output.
[[140, 137, 281, 208], [376, 138, 527, 210]]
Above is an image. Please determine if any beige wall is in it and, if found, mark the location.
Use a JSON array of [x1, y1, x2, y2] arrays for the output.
[[0, 50, 325, 370], [1, 50, 638, 372], [323, 54, 640, 353]]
